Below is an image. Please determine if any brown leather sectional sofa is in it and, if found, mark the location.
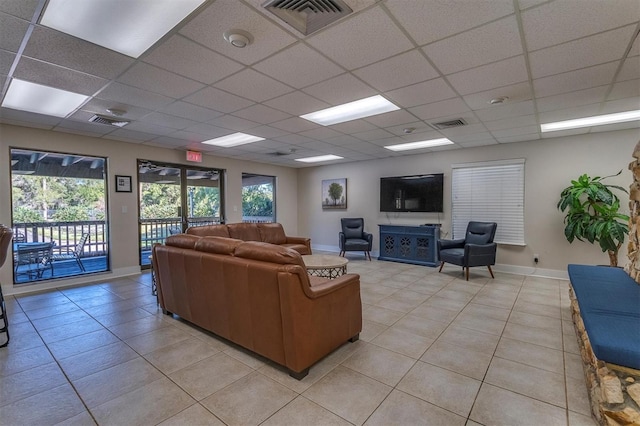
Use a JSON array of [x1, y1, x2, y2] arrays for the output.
[[152, 234, 361, 379], [186, 222, 311, 255]]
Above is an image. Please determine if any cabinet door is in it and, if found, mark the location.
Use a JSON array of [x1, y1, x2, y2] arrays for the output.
[[380, 233, 398, 258]]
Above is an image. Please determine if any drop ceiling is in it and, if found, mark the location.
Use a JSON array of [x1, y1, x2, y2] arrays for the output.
[[0, 0, 639, 168]]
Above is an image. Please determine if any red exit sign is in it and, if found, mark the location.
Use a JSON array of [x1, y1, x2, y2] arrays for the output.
[[186, 150, 202, 162]]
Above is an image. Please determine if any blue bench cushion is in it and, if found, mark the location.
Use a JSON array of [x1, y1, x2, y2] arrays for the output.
[[567, 264, 640, 370]]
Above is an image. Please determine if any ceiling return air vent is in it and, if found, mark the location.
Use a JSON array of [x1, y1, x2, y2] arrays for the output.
[[262, 0, 353, 35], [430, 118, 467, 130], [88, 114, 130, 127]]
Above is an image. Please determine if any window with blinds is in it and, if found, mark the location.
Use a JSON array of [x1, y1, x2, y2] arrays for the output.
[[451, 159, 525, 245]]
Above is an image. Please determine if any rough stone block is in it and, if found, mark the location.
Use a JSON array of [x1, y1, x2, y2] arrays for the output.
[[602, 375, 625, 404], [628, 383, 640, 407]]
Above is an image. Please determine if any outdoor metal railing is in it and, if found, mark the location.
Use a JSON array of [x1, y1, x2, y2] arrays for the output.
[[12, 220, 107, 256]]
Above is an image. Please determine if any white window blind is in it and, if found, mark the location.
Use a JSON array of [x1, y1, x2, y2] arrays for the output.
[[451, 159, 525, 245]]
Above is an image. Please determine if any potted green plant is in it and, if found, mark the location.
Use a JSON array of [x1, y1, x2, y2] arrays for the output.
[[557, 171, 629, 266]]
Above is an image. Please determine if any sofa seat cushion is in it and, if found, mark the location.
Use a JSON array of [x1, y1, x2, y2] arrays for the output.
[[195, 236, 243, 255], [568, 264, 640, 369], [343, 238, 370, 251], [439, 248, 464, 264], [258, 223, 287, 245], [228, 223, 261, 241]]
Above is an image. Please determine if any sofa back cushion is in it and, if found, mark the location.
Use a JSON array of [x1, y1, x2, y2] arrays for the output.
[[227, 223, 261, 241], [258, 223, 287, 245], [195, 236, 244, 255], [166, 234, 200, 249], [186, 224, 230, 238], [234, 241, 305, 268]]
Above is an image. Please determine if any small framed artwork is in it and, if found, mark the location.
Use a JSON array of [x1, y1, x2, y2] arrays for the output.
[[322, 178, 347, 209], [115, 175, 132, 193]]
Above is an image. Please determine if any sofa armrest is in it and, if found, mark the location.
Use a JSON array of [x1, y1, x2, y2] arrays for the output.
[[305, 273, 360, 298], [286, 236, 311, 252]]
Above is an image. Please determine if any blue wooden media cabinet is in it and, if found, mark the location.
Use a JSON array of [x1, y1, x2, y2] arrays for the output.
[[378, 224, 440, 267]]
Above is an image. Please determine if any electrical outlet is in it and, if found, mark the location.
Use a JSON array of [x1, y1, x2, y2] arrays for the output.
[[534, 253, 539, 264]]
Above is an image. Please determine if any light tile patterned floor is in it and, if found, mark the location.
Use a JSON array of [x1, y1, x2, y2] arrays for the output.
[[0, 256, 598, 425]]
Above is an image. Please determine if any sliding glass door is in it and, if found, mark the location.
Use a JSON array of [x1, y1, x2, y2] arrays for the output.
[[138, 160, 224, 266]]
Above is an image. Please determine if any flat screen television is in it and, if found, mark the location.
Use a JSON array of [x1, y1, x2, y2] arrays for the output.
[[380, 173, 444, 213]]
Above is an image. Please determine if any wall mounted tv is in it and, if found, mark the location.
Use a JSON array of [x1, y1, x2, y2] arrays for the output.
[[380, 173, 444, 213]]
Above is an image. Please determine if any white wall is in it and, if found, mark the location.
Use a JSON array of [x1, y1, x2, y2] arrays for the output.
[[297, 129, 639, 278], [0, 124, 299, 295]]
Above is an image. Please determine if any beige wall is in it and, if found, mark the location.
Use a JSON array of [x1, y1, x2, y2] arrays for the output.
[[297, 129, 639, 278], [0, 124, 299, 294]]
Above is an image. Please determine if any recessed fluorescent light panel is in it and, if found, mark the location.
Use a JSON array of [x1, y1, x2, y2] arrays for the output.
[[384, 138, 454, 151], [301, 95, 400, 126], [541, 110, 640, 132], [40, 0, 206, 58], [295, 155, 343, 163], [201, 133, 265, 148], [2, 79, 89, 117]]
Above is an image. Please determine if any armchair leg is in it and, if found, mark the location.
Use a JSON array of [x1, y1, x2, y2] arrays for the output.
[[339, 251, 345, 257], [365, 251, 371, 261], [487, 265, 495, 279], [438, 261, 444, 272], [465, 267, 470, 281]]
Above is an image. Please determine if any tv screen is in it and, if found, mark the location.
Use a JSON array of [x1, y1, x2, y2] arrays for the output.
[[380, 173, 444, 212]]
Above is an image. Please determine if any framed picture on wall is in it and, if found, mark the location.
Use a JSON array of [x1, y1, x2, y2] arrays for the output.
[[322, 178, 347, 209], [115, 175, 132, 193]]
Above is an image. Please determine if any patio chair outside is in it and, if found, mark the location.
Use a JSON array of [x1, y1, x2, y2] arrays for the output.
[[52, 233, 89, 272], [15, 241, 54, 279]]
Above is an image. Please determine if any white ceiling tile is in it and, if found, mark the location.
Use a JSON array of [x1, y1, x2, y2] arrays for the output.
[[538, 104, 602, 123], [456, 138, 499, 148], [462, 82, 532, 110], [607, 79, 640, 101], [264, 91, 330, 116], [183, 123, 231, 139], [385, 0, 514, 46], [490, 125, 539, 138], [536, 86, 608, 113], [353, 128, 395, 141], [247, 125, 290, 139], [306, 6, 413, 70], [448, 131, 494, 143], [13, 57, 108, 95], [117, 62, 204, 99], [385, 78, 456, 109], [253, 43, 344, 89], [144, 35, 244, 85], [138, 112, 198, 130], [0, 116, 56, 130], [423, 16, 522, 74], [522, 0, 640, 51], [232, 104, 291, 125], [104, 128, 156, 142], [159, 101, 224, 122], [326, 135, 363, 145], [384, 121, 432, 136], [273, 134, 317, 145], [183, 87, 253, 113], [208, 115, 260, 132], [533, 62, 619, 98], [117, 121, 176, 136], [497, 134, 541, 143], [52, 125, 112, 139], [54, 120, 113, 136], [475, 100, 535, 121], [23, 26, 133, 79], [353, 50, 439, 92], [600, 97, 640, 114], [0, 0, 40, 20], [170, 130, 211, 143], [617, 56, 640, 82], [448, 55, 528, 95], [299, 127, 343, 141], [146, 136, 191, 148], [365, 109, 417, 128], [0, 13, 28, 53], [439, 123, 489, 138], [80, 98, 152, 120], [517, 0, 547, 10], [529, 25, 636, 79], [179, 0, 297, 65], [270, 117, 318, 133], [303, 73, 377, 105], [483, 114, 538, 131], [328, 119, 377, 134], [409, 98, 471, 121], [214, 69, 293, 102], [97, 83, 174, 110], [0, 49, 15, 75]]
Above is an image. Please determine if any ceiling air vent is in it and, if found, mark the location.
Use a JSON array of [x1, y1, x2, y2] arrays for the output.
[[268, 151, 291, 156], [262, 0, 353, 35], [430, 118, 467, 130], [88, 114, 130, 127]]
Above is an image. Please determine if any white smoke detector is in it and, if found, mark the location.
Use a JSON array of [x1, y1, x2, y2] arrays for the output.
[[223, 30, 252, 48]]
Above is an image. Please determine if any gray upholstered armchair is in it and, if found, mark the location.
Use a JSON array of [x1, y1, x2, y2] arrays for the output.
[[438, 221, 497, 280], [339, 218, 373, 261]]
